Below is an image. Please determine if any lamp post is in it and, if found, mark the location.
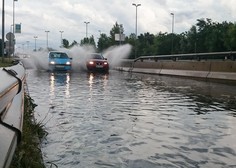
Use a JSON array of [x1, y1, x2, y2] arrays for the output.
[[34, 36, 38, 51], [170, 12, 174, 54], [12, 0, 17, 57], [26, 41, 29, 50], [59, 30, 64, 47], [45, 30, 50, 49], [84, 21, 90, 38], [132, 3, 141, 59], [1, 0, 5, 61]]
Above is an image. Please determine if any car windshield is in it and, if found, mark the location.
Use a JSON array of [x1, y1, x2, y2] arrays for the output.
[[50, 52, 69, 59], [90, 54, 103, 59]]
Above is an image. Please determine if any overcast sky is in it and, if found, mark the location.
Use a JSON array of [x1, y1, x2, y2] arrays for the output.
[[2, 0, 236, 50]]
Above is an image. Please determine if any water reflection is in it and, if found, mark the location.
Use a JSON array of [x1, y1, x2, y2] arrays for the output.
[[49, 72, 71, 98], [25, 70, 236, 168], [87, 72, 109, 90]]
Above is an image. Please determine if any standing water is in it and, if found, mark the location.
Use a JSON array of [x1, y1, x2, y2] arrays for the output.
[[21, 44, 236, 167], [26, 67, 236, 168]]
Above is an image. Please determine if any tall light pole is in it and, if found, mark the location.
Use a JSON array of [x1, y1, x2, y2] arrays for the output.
[[132, 3, 141, 59], [34, 36, 38, 51], [26, 41, 29, 50], [59, 30, 64, 47], [171, 12, 174, 54], [84, 21, 90, 38], [2, 0, 5, 61], [45, 30, 50, 49], [12, 0, 17, 57]]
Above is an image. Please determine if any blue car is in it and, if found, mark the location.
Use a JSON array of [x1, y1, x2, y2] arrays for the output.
[[48, 51, 72, 71]]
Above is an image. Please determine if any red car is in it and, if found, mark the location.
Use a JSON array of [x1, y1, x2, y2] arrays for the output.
[[86, 53, 109, 72]]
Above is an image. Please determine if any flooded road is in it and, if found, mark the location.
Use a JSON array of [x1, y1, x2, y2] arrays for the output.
[[26, 69, 236, 168]]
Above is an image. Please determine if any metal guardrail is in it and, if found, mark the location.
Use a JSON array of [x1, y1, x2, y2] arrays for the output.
[[0, 63, 26, 168], [134, 51, 236, 62]]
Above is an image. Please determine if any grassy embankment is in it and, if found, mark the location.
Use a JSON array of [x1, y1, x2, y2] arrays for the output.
[[10, 94, 47, 168], [0, 58, 48, 167], [0, 58, 14, 67]]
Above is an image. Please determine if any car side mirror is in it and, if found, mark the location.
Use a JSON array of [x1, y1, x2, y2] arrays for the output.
[[104, 58, 107, 60], [70, 58, 73, 60]]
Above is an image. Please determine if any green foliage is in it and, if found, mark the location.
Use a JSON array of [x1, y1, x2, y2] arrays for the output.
[[80, 35, 96, 48], [97, 33, 111, 52], [60, 18, 236, 57], [0, 58, 13, 67], [62, 39, 69, 48], [10, 94, 48, 168]]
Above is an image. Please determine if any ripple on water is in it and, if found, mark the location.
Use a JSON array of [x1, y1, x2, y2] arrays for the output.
[[26, 70, 236, 167]]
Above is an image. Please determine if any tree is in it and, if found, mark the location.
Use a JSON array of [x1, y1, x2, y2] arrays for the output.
[[97, 33, 111, 52], [69, 40, 78, 48], [62, 39, 69, 48], [109, 22, 124, 45], [80, 35, 96, 48]]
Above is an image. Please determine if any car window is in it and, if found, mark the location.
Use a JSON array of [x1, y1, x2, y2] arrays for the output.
[[50, 52, 69, 59], [90, 54, 103, 59]]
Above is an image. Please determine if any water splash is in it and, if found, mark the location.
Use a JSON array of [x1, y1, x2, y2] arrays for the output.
[[103, 44, 132, 68], [19, 44, 132, 72]]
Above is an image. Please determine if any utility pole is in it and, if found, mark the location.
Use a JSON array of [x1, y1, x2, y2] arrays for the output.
[[2, 0, 5, 61], [132, 3, 141, 59], [84, 21, 90, 38], [59, 30, 64, 47], [171, 13, 174, 54], [45, 30, 50, 49]]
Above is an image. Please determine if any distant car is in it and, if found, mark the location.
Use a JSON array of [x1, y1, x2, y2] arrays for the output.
[[86, 53, 109, 72], [48, 51, 72, 71]]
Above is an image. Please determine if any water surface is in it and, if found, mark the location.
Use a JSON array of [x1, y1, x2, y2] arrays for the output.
[[26, 70, 236, 168]]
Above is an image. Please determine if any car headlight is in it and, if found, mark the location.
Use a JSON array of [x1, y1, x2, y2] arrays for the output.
[[104, 62, 108, 65], [50, 61, 55, 64], [89, 61, 94, 65], [66, 61, 71, 65]]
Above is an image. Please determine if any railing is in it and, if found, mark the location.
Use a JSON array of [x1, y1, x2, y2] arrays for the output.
[[134, 51, 236, 62], [116, 51, 236, 82], [0, 63, 26, 168]]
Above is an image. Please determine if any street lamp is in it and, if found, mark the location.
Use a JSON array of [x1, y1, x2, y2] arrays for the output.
[[34, 36, 38, 51], [26, 41, 29, 50], [2, 0, 5, 61], [13, 0, 17, 57], [132, 3, 141, 59], [59, 30, 64, 47], [45, 30, 50, 49], [84, 21, 90, 38], [170, 12, 174, 54]]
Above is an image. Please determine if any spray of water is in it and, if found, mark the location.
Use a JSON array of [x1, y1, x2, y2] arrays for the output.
[[19, 44, 132, 72], [103, 44, 132, 68]]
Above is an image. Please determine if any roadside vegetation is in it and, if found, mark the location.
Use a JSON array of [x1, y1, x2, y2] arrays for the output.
[[58, 18, 236, 58], [10, 93, 47, 168], [0, 58, 47, 167], [0, 58, 14, 67]]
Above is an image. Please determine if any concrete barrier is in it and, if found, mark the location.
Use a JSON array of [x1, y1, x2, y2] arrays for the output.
[[0, 63, 26, 168], [115, 60, 236, 82]]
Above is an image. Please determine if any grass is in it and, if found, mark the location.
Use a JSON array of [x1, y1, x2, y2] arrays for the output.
[[9, 93, 48, 168], [2, 57, 55, 167], [0, 57, 14, 67]]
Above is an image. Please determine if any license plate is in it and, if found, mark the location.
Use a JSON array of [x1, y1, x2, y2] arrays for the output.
[[56, 65, 64, 68], [96, 65, 103, 68]]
